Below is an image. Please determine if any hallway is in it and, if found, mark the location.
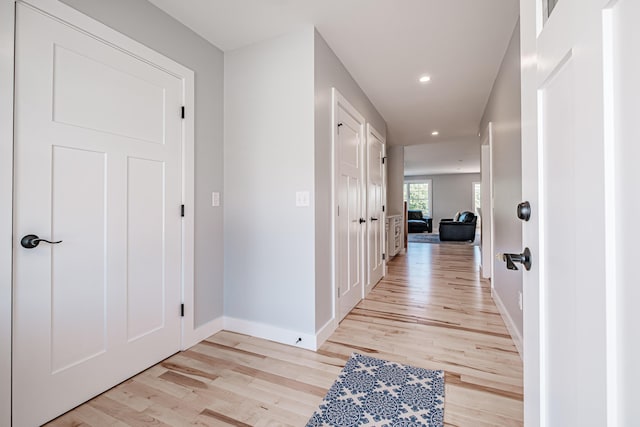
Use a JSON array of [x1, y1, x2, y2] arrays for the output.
[[48, 243, 523, 426]]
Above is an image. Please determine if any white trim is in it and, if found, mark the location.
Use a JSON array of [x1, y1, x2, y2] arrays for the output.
[[183, 317, 225, 350], [224, 317, 318, 352], [0, 1, 15, 424], [487, 122, 495, 285], [179, 57, 197, 351], [315, 318, 337, 350], [11, 0, 197, 400], [601, 7, 618, 425], [331, 88, 366, 326], [492, 289, 523, 360]]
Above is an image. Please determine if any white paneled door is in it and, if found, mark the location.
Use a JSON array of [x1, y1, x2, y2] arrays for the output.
[[521, 0, 624, 424], [366, 125, 385, 294], [334, 90, 365, 321], [13, 4, 184, 425]]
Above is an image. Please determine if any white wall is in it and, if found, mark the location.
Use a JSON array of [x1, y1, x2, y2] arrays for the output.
[[0, 1, 14, 423], [60, 0, 225, 327], [387, 146, 405, 216], [407, 173, 480, 227], [479, 22, 523, 343], [314, 30, 386, 332], [224, 28, 317, 337]]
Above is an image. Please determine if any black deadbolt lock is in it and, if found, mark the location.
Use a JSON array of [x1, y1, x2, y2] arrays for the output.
[[517, 201, 531, 222]]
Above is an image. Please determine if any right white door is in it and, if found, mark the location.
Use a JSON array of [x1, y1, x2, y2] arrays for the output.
[[521, 0, 623, 424], [366, 124, 385, 294]]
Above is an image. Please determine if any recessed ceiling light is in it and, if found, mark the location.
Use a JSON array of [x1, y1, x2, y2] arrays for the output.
[[431, 131, 439, 136], [419, 76, 431, 83]]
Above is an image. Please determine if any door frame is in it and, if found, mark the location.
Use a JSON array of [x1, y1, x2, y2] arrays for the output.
[[331, 87, 366, 327], [365, 123, 386, 296], [480, 131, 492, 280], [0, 1, 15, 424], [1, 1, 197, 422]]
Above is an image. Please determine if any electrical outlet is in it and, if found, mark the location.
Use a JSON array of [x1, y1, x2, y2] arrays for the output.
[[519, 291, 523, 311]]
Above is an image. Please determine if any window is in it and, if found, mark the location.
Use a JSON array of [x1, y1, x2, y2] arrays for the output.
[[472, 182, 481, 215], [403, 180, 432, 217]]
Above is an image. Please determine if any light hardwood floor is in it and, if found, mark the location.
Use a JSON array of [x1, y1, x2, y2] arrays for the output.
[[47, 242, 523, 427]]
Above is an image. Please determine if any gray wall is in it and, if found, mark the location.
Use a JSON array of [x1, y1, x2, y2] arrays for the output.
[[479, 21, 523, 338], [387, 146, 405, 216], [314, 31, 386, 330], [407, 174, 481, 227], [224, 28, 316, 334], [60, 0, 225, 327]]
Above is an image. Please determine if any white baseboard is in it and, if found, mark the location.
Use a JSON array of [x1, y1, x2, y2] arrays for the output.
[[315, 318, 336, 349], [183, 316, 337, 352], [224, 316, 318, 351], [182, 316, 224, 350], [491, 289, 523, 360]]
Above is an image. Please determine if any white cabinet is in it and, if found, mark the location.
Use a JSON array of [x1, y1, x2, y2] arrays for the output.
[[386, 215, 403, 258]]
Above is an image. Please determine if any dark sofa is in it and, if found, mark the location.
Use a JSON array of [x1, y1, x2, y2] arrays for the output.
[[439, 211, 477, 242], [407, 210, 432, 233]]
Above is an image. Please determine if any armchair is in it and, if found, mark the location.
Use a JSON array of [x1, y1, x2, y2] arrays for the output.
[[439, 211, 477, 242]]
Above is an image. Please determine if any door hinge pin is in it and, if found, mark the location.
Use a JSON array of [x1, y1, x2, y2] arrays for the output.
[[181, 204, 185, 217], [181, 106, 185, 119], [382, 254, 386, 260], [181, 303, 185, 317]]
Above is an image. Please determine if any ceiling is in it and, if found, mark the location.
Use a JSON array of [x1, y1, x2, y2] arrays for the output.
[[404, 138, 480, 176], [149, 0, 519, 172]]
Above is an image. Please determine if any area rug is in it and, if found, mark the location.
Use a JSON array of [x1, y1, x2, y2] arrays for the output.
[[306, 353, 444, 427], [408, 232, 479, 246]]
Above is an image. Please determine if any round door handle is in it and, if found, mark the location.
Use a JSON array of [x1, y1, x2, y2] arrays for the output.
[[21, 234, 63, 249], [359, 218, 366, 224]]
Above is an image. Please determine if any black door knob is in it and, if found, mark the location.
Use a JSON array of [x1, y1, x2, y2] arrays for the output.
[[20, 234, 63, 249], [502, 248, 532, 271], [359, 218, 366, 224]]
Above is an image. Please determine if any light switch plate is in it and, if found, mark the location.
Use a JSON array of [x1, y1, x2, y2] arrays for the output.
[[296, 191, 310, 207], [212, 192, 220, 207]]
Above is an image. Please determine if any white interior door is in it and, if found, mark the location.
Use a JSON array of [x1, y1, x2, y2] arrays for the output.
[[13, 4, 183, 425], [366, 124, 385, 295], [521, 0, 613, 424], [334, 90, 365, 321]]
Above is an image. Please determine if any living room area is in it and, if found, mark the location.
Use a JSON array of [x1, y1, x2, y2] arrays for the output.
[[403, 139, 481, 245]]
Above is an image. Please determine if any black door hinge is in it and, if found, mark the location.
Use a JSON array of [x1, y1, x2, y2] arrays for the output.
[[181, 204, 185, 217], [181, 106, 185, 119], [180, 303, 185, 317], [382, 254, 386, 260], [382, 205, 385, 212], [382, 156, 387, 164]]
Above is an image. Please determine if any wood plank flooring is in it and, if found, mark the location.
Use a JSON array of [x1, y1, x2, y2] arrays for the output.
[[47, 242, 523, 426]]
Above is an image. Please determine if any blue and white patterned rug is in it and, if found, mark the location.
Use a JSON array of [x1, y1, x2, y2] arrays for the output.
[[307, 353, 445, 427]]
